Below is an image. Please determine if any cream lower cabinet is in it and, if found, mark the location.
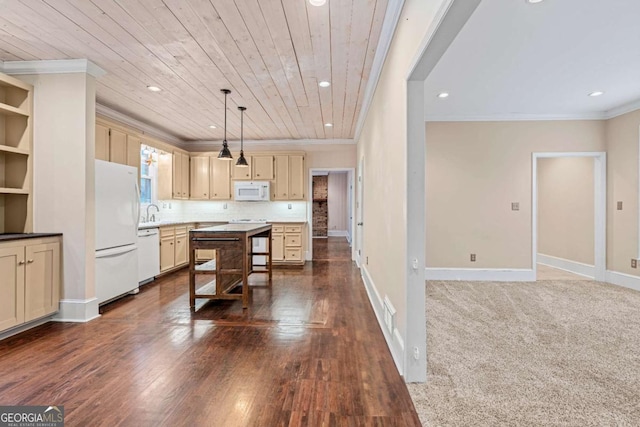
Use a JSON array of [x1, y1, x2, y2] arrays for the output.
[[0, 237, 61, 333], [159, 225, 192, 273], [271, 223, 304, 265]]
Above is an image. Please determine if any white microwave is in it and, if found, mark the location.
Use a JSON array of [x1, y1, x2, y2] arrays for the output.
[[234, 181, 270, 201]]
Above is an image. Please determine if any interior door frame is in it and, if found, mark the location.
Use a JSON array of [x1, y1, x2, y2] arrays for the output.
[[307, 167, 356, 261], [532, 152, 607, 281]]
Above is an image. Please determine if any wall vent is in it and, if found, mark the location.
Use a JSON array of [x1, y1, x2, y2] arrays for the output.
[[383, 296, 396, 334]]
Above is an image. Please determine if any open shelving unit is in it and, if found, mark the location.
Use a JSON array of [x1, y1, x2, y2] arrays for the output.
[[0, 72, 33, 233]]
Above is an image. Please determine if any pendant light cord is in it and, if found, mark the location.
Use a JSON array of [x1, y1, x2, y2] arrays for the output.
[[224, 91, 227, 143]]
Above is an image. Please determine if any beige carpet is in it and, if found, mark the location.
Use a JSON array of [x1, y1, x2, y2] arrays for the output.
[[407, 280, 640, 426]]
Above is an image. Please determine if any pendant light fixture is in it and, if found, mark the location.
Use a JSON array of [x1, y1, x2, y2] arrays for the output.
[[236, 106, 249, 167], [217, 89, 233, 160]]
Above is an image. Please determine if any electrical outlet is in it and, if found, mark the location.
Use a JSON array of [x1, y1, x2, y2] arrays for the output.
[[288, 203, 292, 209], [511, 202, 519, 211], [470, 253, 476, 262], [366, 256, 369, 265], [617, 201, 623, 210], [632, 259, 637, 269], [223, 203, 228, 209]]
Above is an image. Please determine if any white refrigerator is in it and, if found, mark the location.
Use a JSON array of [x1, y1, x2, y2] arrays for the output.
[[95, 160, 140, 305]]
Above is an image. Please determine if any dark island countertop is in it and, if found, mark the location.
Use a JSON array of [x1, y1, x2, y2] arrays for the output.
[[0, 233, 63, 242], [191, 224, 272, 233]]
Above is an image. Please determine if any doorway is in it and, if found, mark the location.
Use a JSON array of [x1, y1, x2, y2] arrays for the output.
[[308, 168, 355, 261], [532, 152, 606, 281]]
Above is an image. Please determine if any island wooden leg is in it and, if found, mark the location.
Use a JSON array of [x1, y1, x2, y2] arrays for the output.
[[242, 236, 249, 309], [189, 247, 195, 309], [267, 229, 273, 286]]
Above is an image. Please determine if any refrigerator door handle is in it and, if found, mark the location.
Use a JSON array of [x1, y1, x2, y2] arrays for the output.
[[96, 245, 137, 259]]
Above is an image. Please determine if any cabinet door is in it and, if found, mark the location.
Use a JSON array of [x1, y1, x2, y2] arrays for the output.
[[160, 236, 175, 272], [273, 155, 289, 200], [157, 150, 173, 200], [126, 136, 141, 170], [252, 155, 274, 180], [174, 233, 188, 266], [210, 158, 231, 199], [24, 242, 60, 322], [289, 155, 305, 200], [181, 153, 190, 198], [109, 129, 128, 165], [95, 124, 110, 161], [0, 246, 25, 331], [190, 156, 210, 200], [232, 155, 252, 180], [272, 233, 284, 261], [172, 152, 182, 199]]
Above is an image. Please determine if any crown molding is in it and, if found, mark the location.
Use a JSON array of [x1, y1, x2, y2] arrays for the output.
[[603, 98, 640, 120], [96, 103, 187, 148], [425, 112, 607, 122], [0, 59, 106, 78], [353, 0, 406, 142], [184, 138, 354, 150]]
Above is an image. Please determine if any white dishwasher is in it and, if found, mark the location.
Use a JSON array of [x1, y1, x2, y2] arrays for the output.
[[137, 228, 160, 284]]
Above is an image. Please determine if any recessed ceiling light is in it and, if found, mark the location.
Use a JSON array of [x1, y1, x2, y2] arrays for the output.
[[437, 92, 449, 98], [147, 85, 161, 92], [208, 125, 217, 129], [319, 81, 331, 88], [526, 0, 544, 3], [324, 123, 333, 127], [309, 0, 326, 6], [589, 91, 604, 97]]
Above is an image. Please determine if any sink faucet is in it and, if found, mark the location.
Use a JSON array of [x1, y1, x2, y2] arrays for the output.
[[146, 204, 159, 222]]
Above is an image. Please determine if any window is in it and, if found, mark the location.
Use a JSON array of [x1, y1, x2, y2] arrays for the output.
[[140, 144, 159, 206]]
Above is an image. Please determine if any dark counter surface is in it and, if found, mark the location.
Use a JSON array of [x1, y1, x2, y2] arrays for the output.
[[0, 233, 63, 242]]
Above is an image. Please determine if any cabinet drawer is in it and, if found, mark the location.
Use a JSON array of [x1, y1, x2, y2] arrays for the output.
[[284, 225, 302, 233], [160, 226, 175, 237], [284, 234, 301, 247], [272, 225, 284, 233], [174, 226, 188, 235], [285, 248, 302, 261]]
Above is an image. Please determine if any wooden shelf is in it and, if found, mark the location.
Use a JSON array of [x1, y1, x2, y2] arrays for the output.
[[0, 102, 29, 117], [0, 188, 29, 195], [0, 145, 29, 156]]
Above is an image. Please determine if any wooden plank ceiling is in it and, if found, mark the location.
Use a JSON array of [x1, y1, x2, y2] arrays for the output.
[[0, 0, 388, 142]]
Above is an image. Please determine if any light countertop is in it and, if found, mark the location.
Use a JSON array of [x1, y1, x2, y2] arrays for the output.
[[139, 219, 306, 229]]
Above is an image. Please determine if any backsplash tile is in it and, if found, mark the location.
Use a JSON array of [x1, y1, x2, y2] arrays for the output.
[[155, 200, 307, 223]]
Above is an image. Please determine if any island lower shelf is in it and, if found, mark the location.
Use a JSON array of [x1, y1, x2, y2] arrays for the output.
[[188, 224, 273, 309]]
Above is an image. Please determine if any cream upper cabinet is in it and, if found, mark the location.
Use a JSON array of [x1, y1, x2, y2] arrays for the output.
[[252, 155, 274, 180], [210, 157, 231, 200], [109, 128, 128, 165], [288, 155, 305, 200], [272, 154, 305, 200], [232, 155, 252, 180], [172, 152, 190, 199], [190, 156, 210, 200], [273, 155, 289, 200], [126, 135, 141, 170], [95, 123, 110, 161], [157, 150, 173, 200]]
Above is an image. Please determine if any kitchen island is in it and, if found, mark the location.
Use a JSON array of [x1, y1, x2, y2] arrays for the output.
[[189, 223, 272, 309]]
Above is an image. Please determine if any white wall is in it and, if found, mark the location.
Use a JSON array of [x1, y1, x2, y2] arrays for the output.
[[20, 71, 100, 322]]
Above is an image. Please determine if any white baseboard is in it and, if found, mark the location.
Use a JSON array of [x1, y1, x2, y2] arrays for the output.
[[360, 265, 405, 374], [605, 270, 640, 292], [0, 316, 54, 341], [425, 268, 535, 281], [53, 298, 100, 323], [328, 230, 348, 237], [537, 253, 595, 278]]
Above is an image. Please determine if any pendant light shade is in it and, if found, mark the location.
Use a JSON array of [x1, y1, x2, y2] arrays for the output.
[[236, 106, 249, 167], [218, 89, 233, 160]]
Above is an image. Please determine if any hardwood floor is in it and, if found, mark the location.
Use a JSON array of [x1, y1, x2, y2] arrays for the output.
[[312, 236, 353, 261], [0, 239, 419, 426]]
